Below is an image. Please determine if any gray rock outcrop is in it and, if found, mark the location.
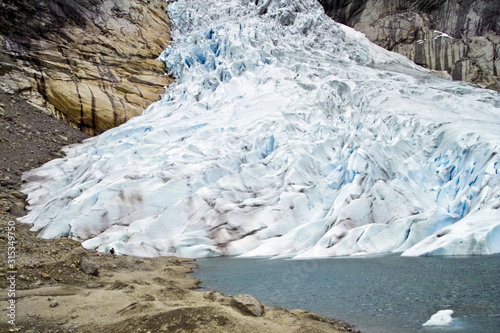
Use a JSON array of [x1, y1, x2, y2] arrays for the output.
[[0, 0, 173, 134], [320, 0, 500, 91]]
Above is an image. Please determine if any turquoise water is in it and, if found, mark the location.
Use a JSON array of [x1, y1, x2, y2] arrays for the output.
[[194, 255, 500, 333]]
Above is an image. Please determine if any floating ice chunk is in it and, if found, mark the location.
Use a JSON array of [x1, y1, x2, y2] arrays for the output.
[[423, 309, 454, 326]]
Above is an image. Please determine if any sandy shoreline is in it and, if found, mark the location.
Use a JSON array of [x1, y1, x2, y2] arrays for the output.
[[0, 91, 359, 332], [0, 225, 357, 332]]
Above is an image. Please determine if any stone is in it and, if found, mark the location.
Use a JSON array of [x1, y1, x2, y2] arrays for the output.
[[11, 191, 28, 200], [80, 256, 99, 277], [86, 282, 104, 289], [50, 301, 59, 308], [8, 201, 26, 217], [1, 177, 16, 189], [230, 294, 264, 317]]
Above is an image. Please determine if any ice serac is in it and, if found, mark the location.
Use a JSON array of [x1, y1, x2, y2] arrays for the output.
[[19, 0, 500, 258]]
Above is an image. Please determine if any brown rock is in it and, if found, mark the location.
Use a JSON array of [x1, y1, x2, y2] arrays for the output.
[[230, 294, 264, 317]]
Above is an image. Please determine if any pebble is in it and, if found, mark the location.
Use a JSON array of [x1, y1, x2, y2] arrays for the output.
[[50, 301, 59, 308]]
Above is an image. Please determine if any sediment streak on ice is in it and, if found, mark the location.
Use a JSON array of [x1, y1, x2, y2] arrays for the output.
[[20, 0, 500, 258]]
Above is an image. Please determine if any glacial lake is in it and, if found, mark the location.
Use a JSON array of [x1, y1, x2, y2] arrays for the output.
[[194, 255, 500, 333]]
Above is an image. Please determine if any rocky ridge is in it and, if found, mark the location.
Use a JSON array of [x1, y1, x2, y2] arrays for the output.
[[0, 0, 173, 135], [320, 0, 500, 91]]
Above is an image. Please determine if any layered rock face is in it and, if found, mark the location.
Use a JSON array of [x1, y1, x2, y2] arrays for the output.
[[320, 0, 500, 91], [0, 0, 173, 134]]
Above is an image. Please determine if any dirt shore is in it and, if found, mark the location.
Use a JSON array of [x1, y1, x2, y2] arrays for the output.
[[0, 90, 359, 332]]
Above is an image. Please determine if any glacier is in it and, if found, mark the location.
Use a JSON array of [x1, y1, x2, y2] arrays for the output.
[[19, 0, 500, 258]]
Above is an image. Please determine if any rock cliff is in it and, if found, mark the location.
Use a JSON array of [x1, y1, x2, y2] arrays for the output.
[[0, 0, 173, 134], [320, 0, 500, 91]]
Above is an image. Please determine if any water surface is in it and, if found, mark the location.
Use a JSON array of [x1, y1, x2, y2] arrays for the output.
[[194, 255, 500, 333]]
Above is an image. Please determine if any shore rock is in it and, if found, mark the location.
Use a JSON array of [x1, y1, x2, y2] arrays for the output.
[[230, 294, 265, 317], [0, 0, 173, 134], [319, 0, 500, 91], [80, 256, 100, 277]]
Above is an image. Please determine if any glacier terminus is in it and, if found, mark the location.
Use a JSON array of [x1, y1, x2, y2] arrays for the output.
[[19, 0, 500, 259]]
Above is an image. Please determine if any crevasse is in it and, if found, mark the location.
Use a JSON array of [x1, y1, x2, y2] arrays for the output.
[[20, 0, 500, 258]]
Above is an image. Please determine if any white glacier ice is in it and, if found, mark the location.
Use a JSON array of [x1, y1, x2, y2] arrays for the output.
[[19, 0, 500, 258], [422, 309, 454, 326]]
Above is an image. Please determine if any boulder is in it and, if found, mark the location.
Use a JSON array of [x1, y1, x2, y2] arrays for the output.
[[230, 294, 264, 317], [80, 256, 99, 277]]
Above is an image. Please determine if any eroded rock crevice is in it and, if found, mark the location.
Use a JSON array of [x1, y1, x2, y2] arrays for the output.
[[0, 0, 173, 135]]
